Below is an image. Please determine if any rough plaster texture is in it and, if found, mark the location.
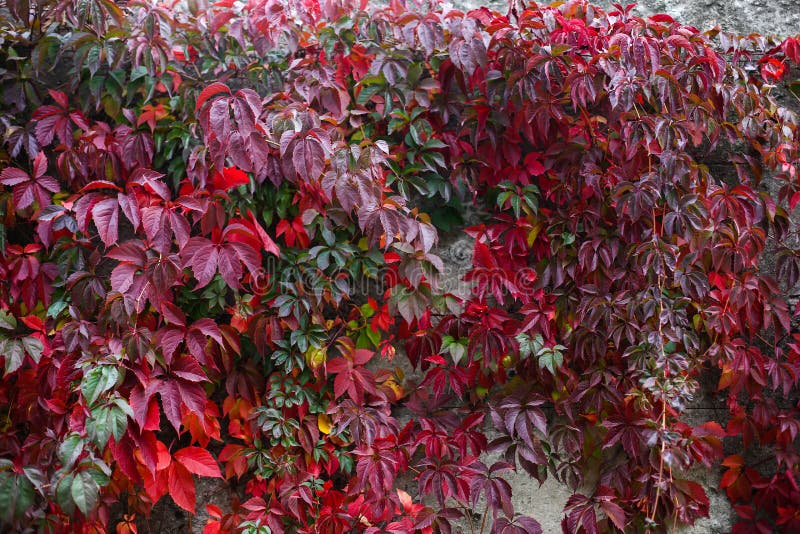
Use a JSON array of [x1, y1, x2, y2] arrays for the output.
[[455, 0, 800, 38], [602, 0, 800, 38]]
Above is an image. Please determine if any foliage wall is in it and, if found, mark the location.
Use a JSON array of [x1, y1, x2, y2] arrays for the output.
[[3, 0, 800, 533]]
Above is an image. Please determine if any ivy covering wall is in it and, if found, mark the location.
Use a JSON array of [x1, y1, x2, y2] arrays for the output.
[[2, 1, 800, 533]]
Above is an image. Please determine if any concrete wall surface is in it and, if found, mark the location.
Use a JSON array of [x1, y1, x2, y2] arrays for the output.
[[452, 0, 800, 37]]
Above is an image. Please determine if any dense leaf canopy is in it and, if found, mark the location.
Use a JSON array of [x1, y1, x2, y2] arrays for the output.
[[2, 1, 800, 533]]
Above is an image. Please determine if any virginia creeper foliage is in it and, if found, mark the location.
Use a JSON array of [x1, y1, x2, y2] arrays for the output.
[[2, 0, 800, 533]]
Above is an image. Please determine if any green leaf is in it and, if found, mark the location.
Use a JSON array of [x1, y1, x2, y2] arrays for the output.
[[510, 195, 521, 218], [537, 345, 566, 375], [449, 342, 466, 366], [110, 404, 129, 442], [0, 473, 35, 521], [422, 138, 448, 150], [21, 336, 43, 363], [81, 365, 120, 406], [0, 472, 14, 523], [356, 80, 384, 105], [392, 286, 430, 323], [112, 397, 135, 420], [409, 122, 424, 146], [22, 467, 45, 495], [47, 300, 68, 319], [56, 473, 75, 515], [1, 339, 25, 375], [516, 333, 543, 359], [71, 470, 99, 515], [58, 434, 85, 469], [87, 462, 111, 485], [14, 476, 34, 519], [87, 407, 112, 448], [407, 62, 422, 86], [365, 326, 381, 347], [788, 81, 800, 98], [0, 310, 16, 330]]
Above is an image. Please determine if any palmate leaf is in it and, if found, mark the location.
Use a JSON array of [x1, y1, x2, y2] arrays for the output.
[[181, 236, 255, 288], [31, 90, 89, 147], [156, 372, 208, 433], [0, 152, 60, 210], [328, 348, 379, 405], [180, 219, 273, 290], [495, 389, 548, 445], [86, 403, 129, 448], [81, 365, 120, 406], [469, 461, 515, 519], [491, 516, 543, 534], [155, 318, 222, 366]]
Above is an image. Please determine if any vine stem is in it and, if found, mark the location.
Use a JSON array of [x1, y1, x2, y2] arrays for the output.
[[648, 395, 668, 528], [456, 502, 477, 534], [648, 206, 668, 531], [479, 500, 490, 534]]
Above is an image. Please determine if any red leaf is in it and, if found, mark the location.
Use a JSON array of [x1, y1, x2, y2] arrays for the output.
[[292, 135, 325, 181], [132, 429, 159, 474], [245, 211, 280, 257], [80, 180, 123, 193], [47, 89, 68, 109], [161, 302, 187, 326], [171, 355, 208, 383], [649, 13, 675, 23], [196, 82, 232, 111], [0, 152, 59, 209], [130, 384, 159, 430], [168, 462, 197, 513], [181, 237, 219, 288], [32, 92, 86, 147], [131, 168, 171, 201], [281, 130, 328, 182], [213, 166, 250, 191], [156, 328, 184, 364], [0, 167, 30, 186], [159, 380, 184, 432], [174, 447, 222, 478], [760, 57, 787, 81], [782, 37, 800, 63], [92, 198, 120, 247], [722, 454, 744, 469], [600, 500, 627, 531]]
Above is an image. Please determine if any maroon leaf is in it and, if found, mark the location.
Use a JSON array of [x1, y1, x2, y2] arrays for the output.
[[0, 152, 60, 209], [91, 198, 120, 247]]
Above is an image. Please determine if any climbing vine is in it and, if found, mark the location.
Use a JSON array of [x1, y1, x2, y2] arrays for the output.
[[2, 1, 800, 533]]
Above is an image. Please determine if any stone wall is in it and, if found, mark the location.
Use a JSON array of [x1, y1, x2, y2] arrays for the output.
[[453, 0, 800, 38]]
